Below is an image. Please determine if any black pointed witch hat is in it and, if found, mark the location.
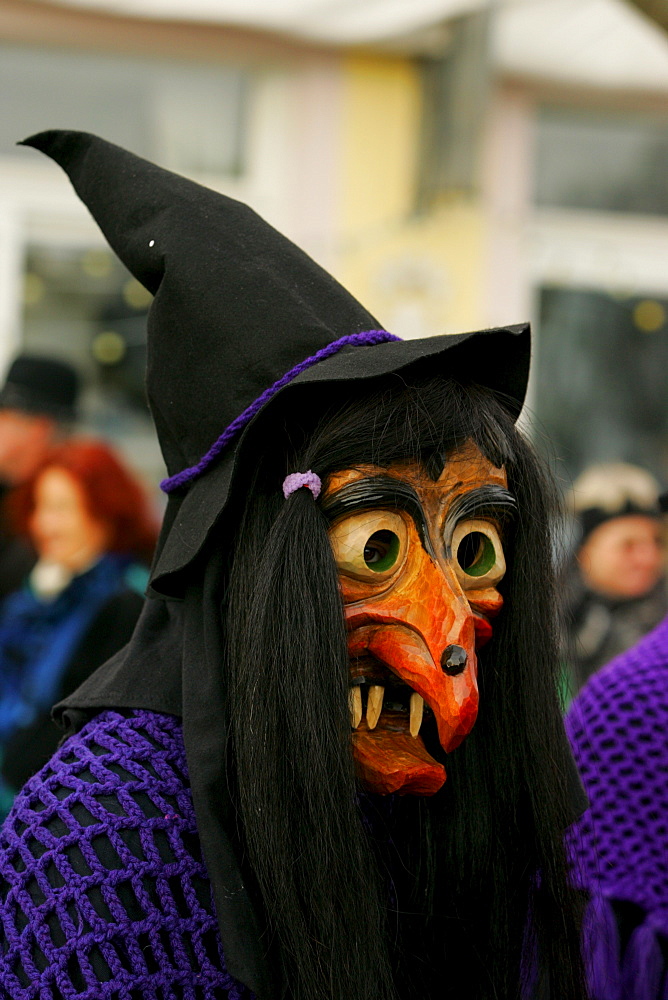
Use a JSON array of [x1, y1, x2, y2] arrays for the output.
[[22, 130, 530, 591]]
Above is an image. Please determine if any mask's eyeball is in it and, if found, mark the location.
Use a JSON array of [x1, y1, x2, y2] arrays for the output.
[[363, 529, 400, 572], [329, 511, 408, 582], [457, 531, 495, 576], [452, 519, 506, 589]]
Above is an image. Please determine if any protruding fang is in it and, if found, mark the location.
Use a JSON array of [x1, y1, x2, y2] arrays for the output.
[[409, 693, 424, 737], [366, 686, 384, 730], [349, 686, 362, 729]]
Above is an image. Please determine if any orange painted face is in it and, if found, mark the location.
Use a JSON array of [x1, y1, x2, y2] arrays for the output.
[[323, 441, 513, 796]]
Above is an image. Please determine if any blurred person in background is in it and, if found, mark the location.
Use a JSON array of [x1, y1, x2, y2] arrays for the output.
[[563, 462, 666, 694], [0, 353, 80, 598], [0, 438, 157, 813]]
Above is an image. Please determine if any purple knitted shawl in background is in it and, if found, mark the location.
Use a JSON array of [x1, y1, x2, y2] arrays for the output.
[[566, 613, 668, 1000], [0, 709, 252, 999]]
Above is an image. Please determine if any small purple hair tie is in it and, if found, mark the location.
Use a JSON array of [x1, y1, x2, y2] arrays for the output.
[[283, 471, 322, 500]]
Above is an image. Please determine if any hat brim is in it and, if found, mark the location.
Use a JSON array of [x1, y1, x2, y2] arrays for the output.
[[150, 323, 530, 592]]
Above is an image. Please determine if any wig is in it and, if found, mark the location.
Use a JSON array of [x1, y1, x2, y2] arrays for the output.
[[10, 438, 158, 566], [222, 373, 586, 1000]]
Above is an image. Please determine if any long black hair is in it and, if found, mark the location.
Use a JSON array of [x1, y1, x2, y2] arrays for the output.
[[223, 373, 586, 1000]]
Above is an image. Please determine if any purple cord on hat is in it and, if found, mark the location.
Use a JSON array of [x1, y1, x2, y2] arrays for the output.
[[283, 471, 322, 500], [160, 329, 400, 493]]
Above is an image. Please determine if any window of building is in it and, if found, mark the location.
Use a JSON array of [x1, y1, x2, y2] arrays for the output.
[[0, 44, 249, 178], [534, 107, 668, 216]]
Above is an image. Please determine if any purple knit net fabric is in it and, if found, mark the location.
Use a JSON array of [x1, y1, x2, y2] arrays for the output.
[[0, 709, 252, 999], [566, 615, 668, 1000]]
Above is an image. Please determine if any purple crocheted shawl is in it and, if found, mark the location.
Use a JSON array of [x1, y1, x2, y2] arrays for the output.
[[0, 709, 252, 999], [566, 614, 668, 1000]]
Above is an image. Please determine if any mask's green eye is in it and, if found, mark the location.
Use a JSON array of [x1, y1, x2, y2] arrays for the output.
[[451, 519, 506, 589], [364, 530, 400, 572], [457, 532, 496, 577], [329, 509, 408, 582]]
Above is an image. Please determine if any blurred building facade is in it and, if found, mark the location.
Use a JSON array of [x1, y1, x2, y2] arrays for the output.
[[1, 0, 668, 487]]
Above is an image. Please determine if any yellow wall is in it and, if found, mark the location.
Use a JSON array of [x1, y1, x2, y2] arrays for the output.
[[338, 53, 420, 237], [337, 52, 487, 337]]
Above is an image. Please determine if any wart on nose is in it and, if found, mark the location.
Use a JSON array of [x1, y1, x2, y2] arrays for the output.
[[441, 644, 467, 675]]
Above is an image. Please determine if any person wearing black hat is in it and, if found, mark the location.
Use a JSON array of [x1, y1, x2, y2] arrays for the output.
[[0, 132, 587, 1000], [0, 354, 79, 597]]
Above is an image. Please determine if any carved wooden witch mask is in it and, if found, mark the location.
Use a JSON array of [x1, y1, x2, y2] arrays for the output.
[[323, 441, 515, 796]]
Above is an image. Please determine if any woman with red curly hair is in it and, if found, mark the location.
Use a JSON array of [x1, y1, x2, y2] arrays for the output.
[[0, 439, 158, 811]]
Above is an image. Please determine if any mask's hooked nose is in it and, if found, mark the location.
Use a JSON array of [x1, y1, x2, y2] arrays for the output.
[[441, 644, 467, 675]]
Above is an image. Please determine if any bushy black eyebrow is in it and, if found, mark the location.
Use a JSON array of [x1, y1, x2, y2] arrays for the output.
[[322, 478, 515, 561], [321, 476, 435, 557], [443, 484, 517, 555]]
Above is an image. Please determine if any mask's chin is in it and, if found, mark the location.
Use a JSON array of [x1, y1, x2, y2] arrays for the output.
[[352, 726, 447, 795], [349, 656, 447, 795]]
